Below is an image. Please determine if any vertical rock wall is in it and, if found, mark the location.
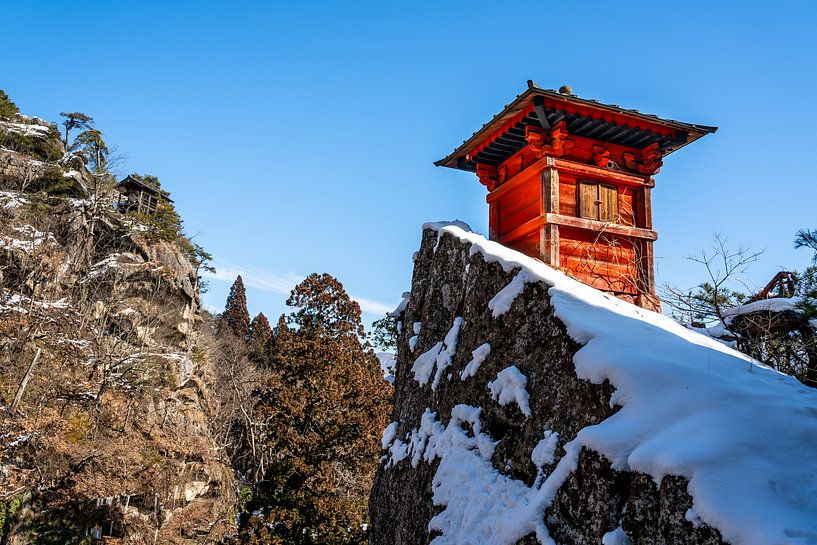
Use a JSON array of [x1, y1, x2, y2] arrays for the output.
[[369, 226, 723, 545]]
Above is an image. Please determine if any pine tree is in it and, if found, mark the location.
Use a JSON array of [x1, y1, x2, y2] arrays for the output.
[[59, 111, 94, 148], [249, 312, 272, 362], [368, 313, 398, 352], [244, 273, 391, 544], [222, 275, 251, 339], [70, 128, 107, 173]]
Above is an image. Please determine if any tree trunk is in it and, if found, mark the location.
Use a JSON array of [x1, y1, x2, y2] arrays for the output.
[[11, 348, 42, 412]]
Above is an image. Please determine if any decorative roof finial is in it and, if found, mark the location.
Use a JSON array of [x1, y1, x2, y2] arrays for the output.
[[559, 84, 573, 96]]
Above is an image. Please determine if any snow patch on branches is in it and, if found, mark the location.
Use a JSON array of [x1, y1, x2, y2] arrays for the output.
[[722, 297, 802, 323]]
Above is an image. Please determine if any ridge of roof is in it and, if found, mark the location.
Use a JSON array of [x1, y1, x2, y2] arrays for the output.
[[435, 82, 717, 169]]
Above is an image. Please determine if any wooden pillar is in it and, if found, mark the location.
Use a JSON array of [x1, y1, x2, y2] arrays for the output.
[[643, 241, 656, 294], [489, 201, 499, 240], [642, 184, 654, 293], [641, 182, 653, 230], [540, 165, 560, 266]]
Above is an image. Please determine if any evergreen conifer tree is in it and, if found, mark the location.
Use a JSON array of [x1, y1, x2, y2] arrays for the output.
[[795, 229, 817, 321], [223, 275, 251, 339], [243, 273, 391, 544], [59, 111, 94, 148], [368, 313, 398, 352], [70, 128, 108, 173], [249, 312, 272, 362]]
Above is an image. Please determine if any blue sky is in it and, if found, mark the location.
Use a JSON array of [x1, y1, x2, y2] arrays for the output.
[[4, 1, 816, 325]]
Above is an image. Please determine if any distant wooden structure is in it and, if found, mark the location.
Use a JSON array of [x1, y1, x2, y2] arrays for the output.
[[436, 81, 717, 310], [116, 175, 171, 215], [749, 271, 797, 302]]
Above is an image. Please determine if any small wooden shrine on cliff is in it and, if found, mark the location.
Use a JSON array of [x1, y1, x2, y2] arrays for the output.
[[117, 175, 172, 215], [436, 81, 716, 309]]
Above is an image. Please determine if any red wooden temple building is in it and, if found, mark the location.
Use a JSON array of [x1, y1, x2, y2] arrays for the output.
[[436, 81, 716, 310]]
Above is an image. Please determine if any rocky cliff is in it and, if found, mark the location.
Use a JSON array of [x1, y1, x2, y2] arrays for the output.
[[0, 114, 234, 543], [370, 223, 817, 545]]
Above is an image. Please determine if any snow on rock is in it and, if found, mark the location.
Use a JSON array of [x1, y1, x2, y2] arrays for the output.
[[488, 269, 535, 317], [426, 220, 471, 253], [2, 433, 34, 449], [391, 292, 411, 317], [376, 352, 396, 383], [409, 321, 421, 352], [0, 291, 68, 314], [0, 119, 53, 137], [0, 293, 26, 313], [413, 221, 817, 545], [686, 506, 705, 528], [87, 254, 122, 279], [411, 317, 462, 390], [0, 191, 27, 209], [601, 526, 632, 545], [0, 225, 56, 251], [381, 422, 399, 450], [374, 222, 817, 545], [386, 438, 409, 467], [428, 429, 581, 545], [381, 405, 496, 471], [531, 430, 559, 470], [460, 342, 491, 380], [488, 365, 532, 417]]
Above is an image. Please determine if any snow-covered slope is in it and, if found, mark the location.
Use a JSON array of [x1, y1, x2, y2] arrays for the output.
[[378, 221, 817, 545]]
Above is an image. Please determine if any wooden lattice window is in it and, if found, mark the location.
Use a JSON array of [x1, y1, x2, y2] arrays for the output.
[[578, 181, 618, 223]]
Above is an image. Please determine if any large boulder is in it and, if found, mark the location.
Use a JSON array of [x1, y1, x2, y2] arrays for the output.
[[370, 222, 817, 545]]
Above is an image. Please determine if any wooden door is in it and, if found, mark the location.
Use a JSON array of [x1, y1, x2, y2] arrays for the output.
[[579, 182, 598, 219], [578, 181, 618, 222], [598, 184, 618, 222]]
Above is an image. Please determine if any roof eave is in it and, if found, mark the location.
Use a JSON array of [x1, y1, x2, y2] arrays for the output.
[[434, 85, 717, 170]]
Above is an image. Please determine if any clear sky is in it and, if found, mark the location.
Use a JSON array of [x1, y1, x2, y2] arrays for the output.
[[4, 1, 816, 325]]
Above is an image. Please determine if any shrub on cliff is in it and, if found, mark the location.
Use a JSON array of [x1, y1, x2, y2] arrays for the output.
[[27, 165, 86, 197], [0, 125, 63, 162], [0, 89, 18, 118]]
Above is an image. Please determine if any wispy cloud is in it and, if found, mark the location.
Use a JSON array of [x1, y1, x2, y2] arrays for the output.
[[204, 260, 396, 316], [205, 261, 302, 295], [351, 296, 394, 316]]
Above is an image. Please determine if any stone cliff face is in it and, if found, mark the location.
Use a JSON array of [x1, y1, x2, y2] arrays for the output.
[[369, 225, 725, 545], [0, 118, 234, 543]]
